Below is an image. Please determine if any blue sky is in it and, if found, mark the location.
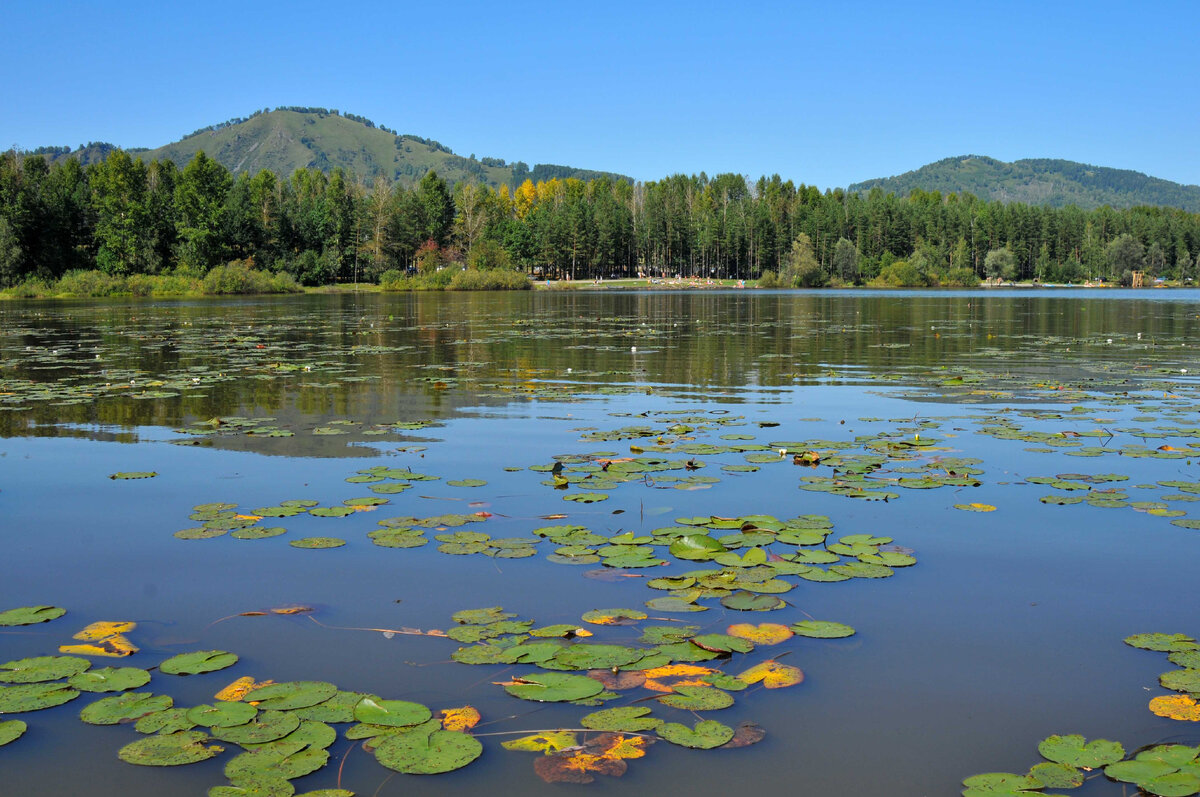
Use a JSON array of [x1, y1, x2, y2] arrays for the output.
[[4, 0, 1197, 188]]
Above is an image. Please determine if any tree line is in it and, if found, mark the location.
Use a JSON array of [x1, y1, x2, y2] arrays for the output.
[[1, 148, 1197, 289]]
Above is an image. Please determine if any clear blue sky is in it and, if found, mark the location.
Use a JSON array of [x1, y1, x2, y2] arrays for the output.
[[4, 0, 1197, 188]]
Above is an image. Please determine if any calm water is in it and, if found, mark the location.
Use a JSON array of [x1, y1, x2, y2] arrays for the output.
[[1, 289, 1199, 796]]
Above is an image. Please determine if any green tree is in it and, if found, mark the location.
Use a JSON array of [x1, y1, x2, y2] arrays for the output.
[[416, 170, 453, 245], [1105, 233, 1144, 278], [984, 247, 1016, 281], [831, 237, 859, 283], [467, 238, 514, 271], [89, 150, 148, 275], [174, 151, 232, 272], [784, 233, 824, 287]]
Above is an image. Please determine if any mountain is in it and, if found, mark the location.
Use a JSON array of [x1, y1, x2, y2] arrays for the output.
[[38, 107, 631, 188], [848, 155, 1200, 212]]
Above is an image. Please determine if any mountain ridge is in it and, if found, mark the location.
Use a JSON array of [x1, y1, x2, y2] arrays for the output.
[[848, 155, 1200, 212], [33, 107, 633, 188]]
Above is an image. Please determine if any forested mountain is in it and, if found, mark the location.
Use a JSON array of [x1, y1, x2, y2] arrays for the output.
[[36, 108, 630, 188], [849, 156, 1200, 212]]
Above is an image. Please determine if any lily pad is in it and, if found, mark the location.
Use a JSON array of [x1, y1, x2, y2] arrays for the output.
[[186, 701, 259, 728], [1037, 734, 1125, 768], [289, 537, 346, 549], [1125, 633, 1198, 652], [0, 656, 90, 684], [117, 730, 223, 766], [110, 472, 158, 480], [353, 698, 432, 728], [504, 673, 604, 703], [0, 606, 66, 627], [160, 650, 239, 675], [720, 591, 785, 611], [581, 608, 647, 626], [580, 706, 663, 732], [0, 719, 27, 747], [68, 667, 152, 693], [657, 719, 734, 749], [0, 682, 79, 712], [657, 686, 734, 710], [80, 692, 172, 725], [224, 747, 329, 781], [212, 711, 302, 744], [791, 620, 856, 638], [242, 682, 338, 711], [373, 728, 482, 774]]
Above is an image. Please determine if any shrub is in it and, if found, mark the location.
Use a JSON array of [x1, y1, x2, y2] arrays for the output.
[[941, 267, 979, 287], [448, 269, 531, 291], [757, 270, 780, 288], [872, 260, 932, 287], [202, 261, 301, 295]]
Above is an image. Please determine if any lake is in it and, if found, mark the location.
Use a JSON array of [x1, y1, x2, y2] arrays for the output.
[[1, 288, 1199, 796]]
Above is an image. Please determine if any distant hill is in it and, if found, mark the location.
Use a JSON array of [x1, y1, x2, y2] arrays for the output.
[[848, 155, 1200, 212], [38, 107, 632, 188]]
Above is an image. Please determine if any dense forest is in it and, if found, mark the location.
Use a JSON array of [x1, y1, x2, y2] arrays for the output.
[[1, 148, 1197, 290]]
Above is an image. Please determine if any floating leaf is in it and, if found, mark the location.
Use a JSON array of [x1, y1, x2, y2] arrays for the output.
[[691, 634, 754, 654], [721, 722, 766, 748], [1036, 734, 1125, 768], [0, 719, 27, 747], [791, 620, 856, 638], [0, 682, 79, 712], [58, 635, 139, 657], [564, 492, 608, 503], [0, 656, 90, 684], [657, 719, 734, 749], [553, 644, 645, 670], [117, 730, 222, 766], [0, 606, 65, 627], [954, 503, 996, 512], [373, 728, 482, 774], [1149, 694, 1200, 721], [581, 706, 663, 732], [224, 746, 329, 781], [726, 623, 794, 646], [668, 534, 726, 560], [289, 537, 345, 549], [581, 608, 647, 626], [353, 698, 432, 728], [216, 677, 275, 703], [504, 673, 604, 703], [80, 692, 172, 725], [439, 706, 481, 731], [110, 472, 158, 480], [160, 650, 239, 675], [720, 591, 785, 611], [737, 660, 804, 688], [533, 751, 626, 783], [186, 701, 259, 728], [1160, 669, 1200, 695], [657, 686, 734, 710], [135, 708, 196, 735], [1027, 761, 1084, 789], [68, 667, 151, 693], [243, 681, 338, 711], [502, 731, 578, 753], [211, 710, 301, 744], [1125, 633, 1198, 652], [73, 621, 137, 640], [447, 479, 487, 487]]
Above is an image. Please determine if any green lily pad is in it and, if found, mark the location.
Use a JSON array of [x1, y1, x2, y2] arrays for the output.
[[580, 706, 663, 732], [289, 537, 346, 549], [657, 686, 734, 710], [1027, 761, 1084, 789], [135, 708, 197, 735], [231, 526, 287, 540], [563, 492, 608, 503], [0, 655, 90, 684], [446, 479, 487, 487], [1160, 669, 1200, 694], [1125, 633, 1198, 652], [1142, 773, 1200, 797], [368, 529, 427, 548], [175, 527, 229, 540], [207, 779, 295, 797], [212, 711, 302, 744], [160, 650, 239, 675], [552, 644, 644, 670], [243, 682, 338, 711], [373, 728, 482, 774], [117, 730, 223, 766], [720, 591, 785, 611], [691, 634, 754, 654], [224, 747, 329, 781], [0, 719, 27, 747], [308, 507, 354, 518], [1104, 759, 1179, 784], [68, 667, 152, 693], [110, 472, 158, 480], [581, 608, 647, 625], [0, 606, 66, 626], [657, 719, 734, 749], [242, 720, 337, 755], [80, 692, 173, 725], [186, 702, 259, 728], [791, 621, 856, 638], [353, 698, 432, 728], [500, 730, 578, 753], [0, 682, 79, 712], [961, 772, 1042, 794], [669, 534, 726, 560], [504, 673, 604, 703], [1036, 734, 1125, 768]]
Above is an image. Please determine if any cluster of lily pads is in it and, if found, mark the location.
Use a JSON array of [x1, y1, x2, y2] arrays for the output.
[[960, 631, 1200, 796], [0, 601, 858, 790]]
